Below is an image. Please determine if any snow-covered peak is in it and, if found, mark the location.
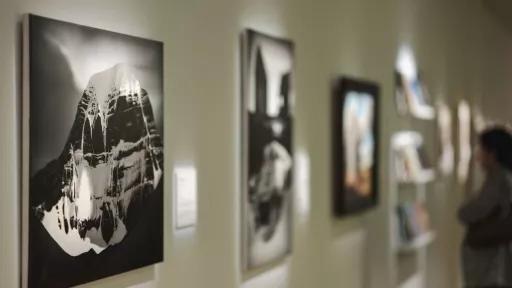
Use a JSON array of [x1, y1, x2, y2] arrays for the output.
[[86, 64, 141, 114]]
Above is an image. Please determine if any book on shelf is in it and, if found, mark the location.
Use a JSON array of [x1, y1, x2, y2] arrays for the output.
[[396, 202, 431, 244]]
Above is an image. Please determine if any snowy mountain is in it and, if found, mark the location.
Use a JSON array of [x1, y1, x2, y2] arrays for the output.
[[31, 64, 164, 257]]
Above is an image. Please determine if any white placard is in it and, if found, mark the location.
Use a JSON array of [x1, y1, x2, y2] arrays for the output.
[[174, 166, 198, 229]]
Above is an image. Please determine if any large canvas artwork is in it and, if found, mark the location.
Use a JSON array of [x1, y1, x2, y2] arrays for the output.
[[241, 29, 294, 270], [332, 78, 379, 216], [22, 15, 164, 288]]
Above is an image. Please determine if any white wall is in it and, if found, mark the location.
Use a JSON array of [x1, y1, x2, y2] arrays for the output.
[[0, 0, 510, 287]]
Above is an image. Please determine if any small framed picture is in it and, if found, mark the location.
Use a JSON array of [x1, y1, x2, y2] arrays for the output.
[[332, 77, 379, 216]]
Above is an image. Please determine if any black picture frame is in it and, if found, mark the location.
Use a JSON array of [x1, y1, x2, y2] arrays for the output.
[[332, 77, 379, 216]]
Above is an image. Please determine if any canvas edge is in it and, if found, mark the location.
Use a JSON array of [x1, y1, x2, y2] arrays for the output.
[[240, 28, 250, 273], [285, 38, 295, 265], [331, 77, 344, 217], [21, 13, 30, 288]]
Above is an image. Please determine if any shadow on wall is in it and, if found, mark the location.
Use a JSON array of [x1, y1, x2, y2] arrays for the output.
[[483, 0, 512, 33]]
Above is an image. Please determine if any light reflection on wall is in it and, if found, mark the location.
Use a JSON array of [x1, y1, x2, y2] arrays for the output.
[[295, 150, 311, 220], [457, 100, 472, 184], [437, 102, 455, 176], [173, 164, 198, 235]]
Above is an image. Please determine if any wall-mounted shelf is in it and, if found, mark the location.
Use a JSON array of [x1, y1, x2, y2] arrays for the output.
[[410, 105, 435, 121], [391, 131, 435, 186], [397, 169, 436, 186], [397, 231, 436, 255], [389, 130, 436, 288]]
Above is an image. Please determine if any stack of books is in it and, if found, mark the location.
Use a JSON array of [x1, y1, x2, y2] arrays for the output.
[[396, 202, 431, 244]]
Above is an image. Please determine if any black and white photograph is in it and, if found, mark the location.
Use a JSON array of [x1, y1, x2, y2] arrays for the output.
[[391, 131, 434, 184], [241, 29, 294, 270], [332, 78, 379, 216], [22, 14, 164, 288]]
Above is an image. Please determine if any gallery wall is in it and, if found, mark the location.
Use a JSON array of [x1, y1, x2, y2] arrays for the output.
[[0, 0, 510, 287]]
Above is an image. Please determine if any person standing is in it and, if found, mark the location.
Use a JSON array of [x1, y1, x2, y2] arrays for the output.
[[459, 126, 512, 288]]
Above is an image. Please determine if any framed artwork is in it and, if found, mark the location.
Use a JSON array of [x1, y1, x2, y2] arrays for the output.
[[332, 77, 379, 216], [22, 15, 164, 288], [241, 29, 294, 270], [395, 71, 435, 120], [394, 46, 435, 120], [391, 131, 435, 184]]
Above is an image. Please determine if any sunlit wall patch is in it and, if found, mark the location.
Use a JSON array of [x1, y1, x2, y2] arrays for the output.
[[437, 102, 455, 176], [458, 100, 472, 184], [174, 165, 198, 231], [295, 149, 310, 220]]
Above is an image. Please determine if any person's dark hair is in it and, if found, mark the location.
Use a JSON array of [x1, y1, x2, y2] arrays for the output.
[[479, 126, 512, 171]]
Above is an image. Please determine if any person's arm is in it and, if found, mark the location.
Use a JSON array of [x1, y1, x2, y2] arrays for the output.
[[458, 175, 505, 225]]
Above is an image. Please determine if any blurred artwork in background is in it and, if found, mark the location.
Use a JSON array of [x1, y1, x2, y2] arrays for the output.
[[241, 29, 294, 270], [437, 102, 455, 176], [333, 78, 379, 216], [392, 131, 435, 184], [23, 15, 164, 288], [457, 100, 472, 184], [395, 46, 435, 120], [396, 201, 432, 244]]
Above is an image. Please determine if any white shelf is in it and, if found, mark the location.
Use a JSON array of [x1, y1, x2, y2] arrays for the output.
[[389, 129, 435, 288], [391, 131, 423, 149], [397, 169, 436, 186], [397, 231, 436, 255], [410, 104, 435, 121]]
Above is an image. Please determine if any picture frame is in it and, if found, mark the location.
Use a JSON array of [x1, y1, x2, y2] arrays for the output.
[[395, 70, 435, 120], [22, 14, 164, 288], [332, 77, 379, 216], [240, 29, 294, 271]]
